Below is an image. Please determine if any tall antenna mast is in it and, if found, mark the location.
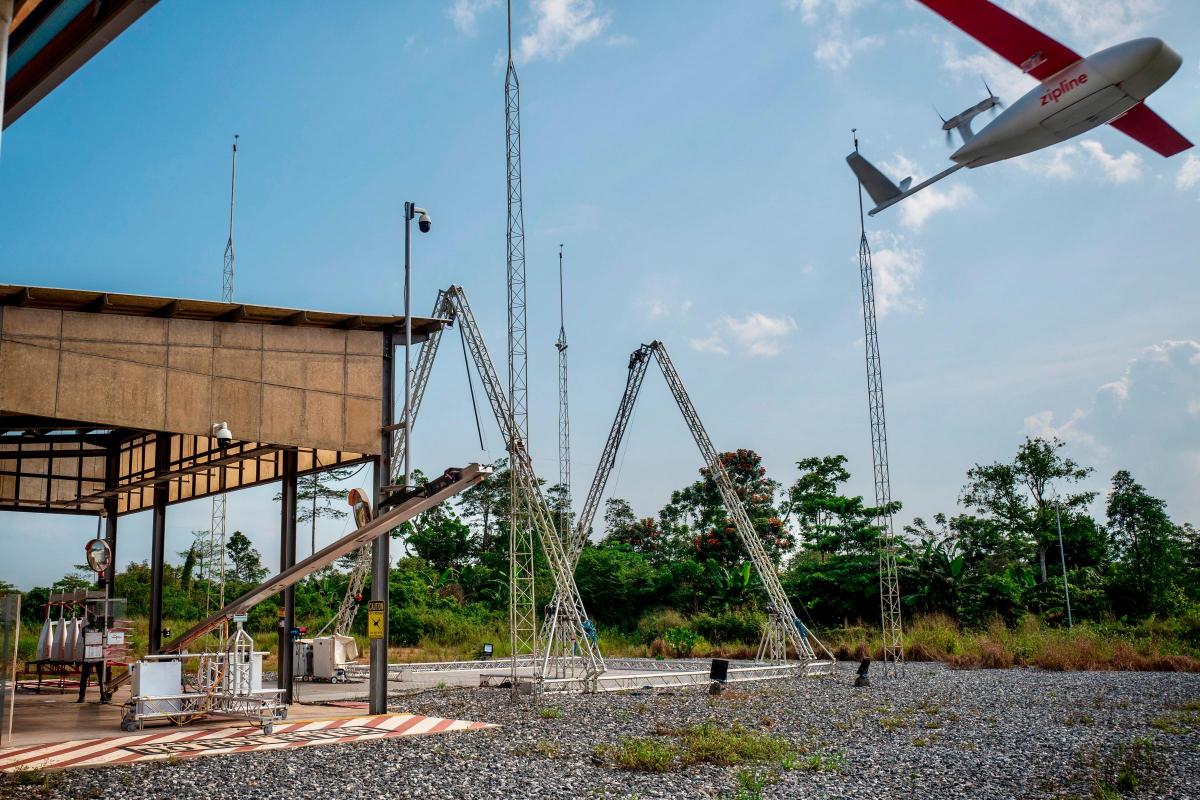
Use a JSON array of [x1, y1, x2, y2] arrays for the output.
[[853, 129, 904, 678], [556, 244, 570, 539], [505, 0, 538, 686], [209, 134, 238, 623]]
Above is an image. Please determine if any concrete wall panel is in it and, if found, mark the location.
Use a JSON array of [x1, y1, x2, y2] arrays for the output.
[[263, 325, 345, 355], [168, 345, 212, 374], [0, 340, 58, 416], [168, 318, 213, 347], [166, 370, 212, 432], [62, 310, 165, 344], [301, 391, 344, 451], [213, 378, 261, 442], [2, 307, 61, 338], [262, 384, 305, 444], [346, 356, 382, 399], [69, 340, 166, 367], [215, 321, 262, 350], [58, 351, 166, 428]]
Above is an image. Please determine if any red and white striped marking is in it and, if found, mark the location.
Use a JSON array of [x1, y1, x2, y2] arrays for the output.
[[0, 713, 494, 772]]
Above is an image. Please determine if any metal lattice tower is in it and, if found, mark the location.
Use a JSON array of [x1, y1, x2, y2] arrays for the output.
[[540, 246, 578, 676], [853, 131, 904, 677], [556, 244, 570, 537], [411, 287, 603, 689], [208, 134, 237, 621], [505, 1, 538, 683], [564, 341, 833, 666]]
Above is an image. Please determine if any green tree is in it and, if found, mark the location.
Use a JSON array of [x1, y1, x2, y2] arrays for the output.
[[789, 455, 896, 560], [226, 531, 268, 583], [274, 466, 359, 556], [456, 458, 511, 553], [1106, 470, 1184, 616], [961, 437, 1097, 584], [406, 511, 473, 573], [668, 449, 791, 567]]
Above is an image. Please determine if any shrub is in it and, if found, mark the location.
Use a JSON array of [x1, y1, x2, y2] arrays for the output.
[[637, 608, 687, 644], [664, 627, 700, 657], [691, 611, 764, 644]]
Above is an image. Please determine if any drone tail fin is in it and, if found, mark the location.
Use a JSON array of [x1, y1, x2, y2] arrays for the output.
[[846, 151, 906, 211]]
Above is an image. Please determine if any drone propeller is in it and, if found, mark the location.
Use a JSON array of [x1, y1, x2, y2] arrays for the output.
[[983, 79, 1004, 112]]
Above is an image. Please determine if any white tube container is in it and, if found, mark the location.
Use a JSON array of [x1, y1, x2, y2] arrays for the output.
[[70, 619, 85, 662], [37, 619, 55, 661], [51, 617, 67, 661]]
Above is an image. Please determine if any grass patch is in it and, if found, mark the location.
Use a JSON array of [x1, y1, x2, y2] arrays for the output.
[[880, 716, 908, 731], [678, 723, 791, 767], [535, 739, 562, 758], [3, 767, 56, 789], [1150, 699, 1200, 735], [823, 613, 1200, 673], [594, 723, 823, 777], [1073, 736, 1159, 799], [594, 737, 679, 772], [727, 769, 769, 800], [538, 706, 562, 719]]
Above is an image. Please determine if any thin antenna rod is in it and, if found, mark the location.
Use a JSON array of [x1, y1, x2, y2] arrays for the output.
[[507, 0, 512, 62], [558, 244, 565, 335], [224, 134, 238, 303], [852, 128, 865, 235]]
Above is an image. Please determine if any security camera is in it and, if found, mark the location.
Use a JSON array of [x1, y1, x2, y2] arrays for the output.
[[212, 421, 233, 450], [418, 211, 431, 233]]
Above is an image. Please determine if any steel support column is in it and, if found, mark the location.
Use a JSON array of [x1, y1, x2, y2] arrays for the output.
[[369, 330, 396, 714], [103, 446, 120, 598], [148, 434, 170, 654], [278, 448, 298, 702]]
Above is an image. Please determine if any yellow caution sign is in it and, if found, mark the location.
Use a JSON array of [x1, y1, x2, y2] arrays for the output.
[[367, 600, 385, 640]]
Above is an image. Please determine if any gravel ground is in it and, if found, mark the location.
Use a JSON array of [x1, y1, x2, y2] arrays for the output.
[[5, 662, 1199, 800]]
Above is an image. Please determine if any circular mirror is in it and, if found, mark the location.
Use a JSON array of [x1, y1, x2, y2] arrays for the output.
[[85, 538, 111, 574]]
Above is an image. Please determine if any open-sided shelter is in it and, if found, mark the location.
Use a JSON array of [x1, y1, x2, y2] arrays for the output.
[[0, 284, 444, 698]]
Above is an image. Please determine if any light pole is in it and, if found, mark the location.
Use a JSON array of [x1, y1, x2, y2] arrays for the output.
[[370, 201, 431, 715], [1054, 501, 1074, 628], [402, 202, 431, 492]]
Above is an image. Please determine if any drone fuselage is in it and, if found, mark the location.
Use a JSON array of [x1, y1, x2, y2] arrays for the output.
[[951, 37, 1182, 167]]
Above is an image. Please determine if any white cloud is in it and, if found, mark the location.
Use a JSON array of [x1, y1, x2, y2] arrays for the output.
[[1012, 139, 1143, 184], [867, 231, 924, 317], [785, 0, 879, 69], [1078, 139, 1143, 183], [1015, 144, 1080, 179], [449, 0, 500, 36], [996, 0, 1159, 52], [880, 153, 975, 230], [518, 0, 612, 62], [814, 33, 883, 71], [690, 313, 798, 358], [784, 0, 867, 25], [940, 40, 1037, 106], [642, 298, 693, 321], [1176, 154, 1200, 191], [1026, 340, 1200, 522]]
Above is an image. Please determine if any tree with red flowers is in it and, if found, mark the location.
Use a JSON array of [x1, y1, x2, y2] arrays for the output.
[[662, 449, 793, 567]]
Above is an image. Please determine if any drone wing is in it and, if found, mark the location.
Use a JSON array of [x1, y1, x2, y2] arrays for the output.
[[915, 0, 1082, 81], [1109, 103, 1193, 157]]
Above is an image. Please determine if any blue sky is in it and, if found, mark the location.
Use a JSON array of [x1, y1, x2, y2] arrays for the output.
[[2, 0, 1199, 589]]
